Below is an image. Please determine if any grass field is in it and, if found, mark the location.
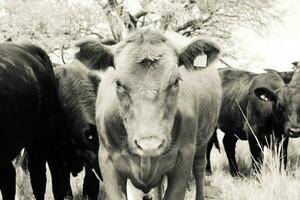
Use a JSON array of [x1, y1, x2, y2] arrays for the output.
[[5, 131, 300, 200]]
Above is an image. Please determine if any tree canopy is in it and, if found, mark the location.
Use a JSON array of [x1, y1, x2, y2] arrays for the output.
[[0, 0, 282, 65]]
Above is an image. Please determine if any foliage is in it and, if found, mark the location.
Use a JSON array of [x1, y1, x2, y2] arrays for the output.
[[97, 0, 282, 59], [0, 0, 111, 62], [0, 0, 282, 63]]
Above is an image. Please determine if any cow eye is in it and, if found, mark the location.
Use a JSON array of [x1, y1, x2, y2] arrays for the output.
[[173, 77, 181, 87], [87, 133, 94, 140], [174, 79, 179, 87]]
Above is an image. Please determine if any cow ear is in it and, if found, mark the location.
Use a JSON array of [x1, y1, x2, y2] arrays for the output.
[[75, 40, 114, 70], [178, 39, 220, 69], [254, 87, 278, 102], [292, 61, 299, 67]]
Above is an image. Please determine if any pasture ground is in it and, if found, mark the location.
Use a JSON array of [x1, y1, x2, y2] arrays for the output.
[[5, 131, 300, 200]]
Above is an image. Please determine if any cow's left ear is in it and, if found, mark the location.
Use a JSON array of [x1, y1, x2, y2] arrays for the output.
[[178, 39, 220, 69], [254, 87, 278, 102]]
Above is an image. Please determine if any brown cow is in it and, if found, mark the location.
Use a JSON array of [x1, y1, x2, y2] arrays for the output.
[[76, 30, 221, 200]]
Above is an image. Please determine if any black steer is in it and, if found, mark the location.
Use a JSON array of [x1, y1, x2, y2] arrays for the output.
[[51, 61, 101, 199], [0, 43, 57, 200], [206, 67, 295, 176]]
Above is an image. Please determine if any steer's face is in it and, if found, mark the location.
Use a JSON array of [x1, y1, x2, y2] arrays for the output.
[[255, 86, 300, 138], [75, 30, 220, 157], [114, 42, 180, 156]]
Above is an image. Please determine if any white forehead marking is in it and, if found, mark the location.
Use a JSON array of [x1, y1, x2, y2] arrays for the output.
[[139, 89, 159, 100]]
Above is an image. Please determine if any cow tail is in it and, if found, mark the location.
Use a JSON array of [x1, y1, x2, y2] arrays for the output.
[[212, 131, 221, 153]]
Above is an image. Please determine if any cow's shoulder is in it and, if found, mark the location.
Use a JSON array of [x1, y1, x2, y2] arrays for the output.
[[219, 68, 255, 86], [19, 44, 52, 68], [219, 68, 256, 105], [0, 43, 52, 70]]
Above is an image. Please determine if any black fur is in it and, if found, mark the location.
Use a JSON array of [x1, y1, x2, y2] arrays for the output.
[[53, 61, 102, 199], [0, 43, 58, 199]]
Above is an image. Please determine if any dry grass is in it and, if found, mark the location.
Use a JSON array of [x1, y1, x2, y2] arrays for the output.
[[204, 131, 300, 200], [2, 131, 300, 200]]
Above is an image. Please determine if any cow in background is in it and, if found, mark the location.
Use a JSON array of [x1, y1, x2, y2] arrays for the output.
[[48, 62, 101, 199], [255, 64, 300, 137], [206, 67, 297, 176]]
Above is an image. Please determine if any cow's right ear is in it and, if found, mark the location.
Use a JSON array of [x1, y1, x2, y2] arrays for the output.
[[178, 39, 220, 69], [254, 87, 278, 102], [75, 40, 114, 70]]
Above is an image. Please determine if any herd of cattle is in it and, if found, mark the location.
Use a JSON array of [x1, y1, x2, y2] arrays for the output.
[[0, 29, 299, 200]]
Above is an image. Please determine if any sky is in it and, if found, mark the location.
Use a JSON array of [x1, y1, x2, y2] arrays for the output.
[[234, 0, 300, 72]]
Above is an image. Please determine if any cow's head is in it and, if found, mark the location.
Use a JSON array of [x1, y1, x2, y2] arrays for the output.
[[255, 85, 300, 138], [76, 30, 220, 156]]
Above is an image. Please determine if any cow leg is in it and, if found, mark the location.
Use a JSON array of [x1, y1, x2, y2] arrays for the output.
[[83, 167, 99, 200], [99, 146, 127, 200], [248, 134, 264, 173], [47, 156, 71, 200], [223, 133, 239, 176], [163, 149, 194, 200], [192, 147, 208, 200], [0, 162, 16, 200], [26, 145, 47, 200]]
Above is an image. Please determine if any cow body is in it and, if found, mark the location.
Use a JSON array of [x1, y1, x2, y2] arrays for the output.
[[75, 30, 222, 200], [206, 67, 296, 176], [99, 63, 221, 191], [52, 61, 101, 199], [0, 43, 57, 200]]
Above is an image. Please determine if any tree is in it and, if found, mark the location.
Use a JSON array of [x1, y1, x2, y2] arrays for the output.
[[0, 0, 282, 65], [97, 0, 282, 65], [0, 0, 110, 63]]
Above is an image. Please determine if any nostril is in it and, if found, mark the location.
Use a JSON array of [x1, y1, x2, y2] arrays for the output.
[[158, 139, 164, 148], [135, 137, 164, 151]]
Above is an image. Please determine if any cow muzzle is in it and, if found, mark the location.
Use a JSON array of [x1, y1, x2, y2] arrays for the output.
[[133, 136, 166, 157]]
